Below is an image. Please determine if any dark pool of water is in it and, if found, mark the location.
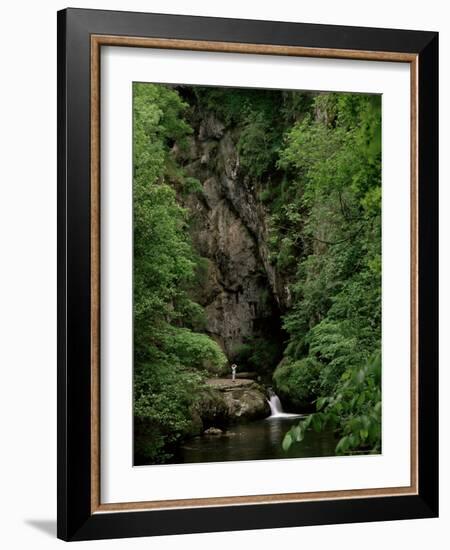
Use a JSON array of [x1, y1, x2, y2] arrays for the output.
[[175, 416, 338, 464]]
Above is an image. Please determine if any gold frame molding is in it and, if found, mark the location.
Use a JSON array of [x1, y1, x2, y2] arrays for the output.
[[90, 35, 419, 514]]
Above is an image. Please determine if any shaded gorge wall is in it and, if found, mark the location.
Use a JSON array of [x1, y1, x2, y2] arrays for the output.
[[174, 87, 290, 373]]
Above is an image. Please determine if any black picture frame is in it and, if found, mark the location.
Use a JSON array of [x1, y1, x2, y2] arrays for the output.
[[57, 7, 438, 541]]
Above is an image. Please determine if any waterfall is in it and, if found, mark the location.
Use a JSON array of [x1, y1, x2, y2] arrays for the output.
[[268, 393, 284, 416], [267, 391, 302, 419]]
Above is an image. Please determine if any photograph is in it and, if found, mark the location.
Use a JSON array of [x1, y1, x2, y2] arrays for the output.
[[133, 83, 382, 466], [0, 0, 444, 547], [54, 6, 438, 541]]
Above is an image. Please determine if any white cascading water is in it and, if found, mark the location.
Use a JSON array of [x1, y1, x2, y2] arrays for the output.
[[268, 393, 284, 416], [267, 392, 301, 419]]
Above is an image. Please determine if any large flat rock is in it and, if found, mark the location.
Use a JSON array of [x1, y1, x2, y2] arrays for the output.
[[203, 378, 270, 422], [205, 378, 254, 390]]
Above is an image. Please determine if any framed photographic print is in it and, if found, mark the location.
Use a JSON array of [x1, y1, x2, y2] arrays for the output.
[[57, 8, 438, 541]]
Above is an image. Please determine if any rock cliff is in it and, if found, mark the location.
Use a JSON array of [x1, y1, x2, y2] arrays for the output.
[[175, 98, 286, 359]]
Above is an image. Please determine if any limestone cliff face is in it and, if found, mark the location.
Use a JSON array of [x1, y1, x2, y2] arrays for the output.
[[176, 106, 287, 358]]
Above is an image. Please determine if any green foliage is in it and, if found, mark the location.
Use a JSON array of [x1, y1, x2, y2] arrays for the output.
[[133, 83, 226, 463], [160, 327, 227, 373], [133, 82, 382, 461], [237, 109, 281, 178], [134, 354, 203, 464], [273, 92, 382, 454], [283, 352, 382, 454], [231, 337, 280, 379], [192, 87, 313, 179], [273, 357, 322, 410], [182, 176, 203, 196]]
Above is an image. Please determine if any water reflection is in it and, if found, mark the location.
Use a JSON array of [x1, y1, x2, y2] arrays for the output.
[[175, 417, 338, 464]]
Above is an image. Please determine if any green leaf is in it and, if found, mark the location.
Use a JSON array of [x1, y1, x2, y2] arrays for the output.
[[293, 425, 304, 442], [348, 433, 360, 448], [304, 415, 313, 429], [282, 433, 293, 452], [335, 436, 349, 454], [316, 397, 327, 411], [357, 392, 366, 407], [311, 414, 322, 433]]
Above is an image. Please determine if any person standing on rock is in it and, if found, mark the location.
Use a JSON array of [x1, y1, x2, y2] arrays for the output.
[[231, 363, 237, 382]]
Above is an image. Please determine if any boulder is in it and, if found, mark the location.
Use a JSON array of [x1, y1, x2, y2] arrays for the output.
[[196, 386, 229, 430], [221, 383, 270, 421], [202, 378, 270, 423], [204, 427, 223, 436]]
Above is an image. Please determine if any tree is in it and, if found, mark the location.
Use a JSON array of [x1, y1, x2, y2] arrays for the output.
[[133, 83, 226, 463], [274, 93, 382, 454]]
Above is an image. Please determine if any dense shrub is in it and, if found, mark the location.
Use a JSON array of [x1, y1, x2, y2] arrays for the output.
[[133, 83, 227, 463], [273, 358, 322, 411], [276, 93, 382, 454]]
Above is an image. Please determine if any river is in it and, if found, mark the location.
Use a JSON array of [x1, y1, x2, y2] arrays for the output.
[[175, 394, 337, 464]]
